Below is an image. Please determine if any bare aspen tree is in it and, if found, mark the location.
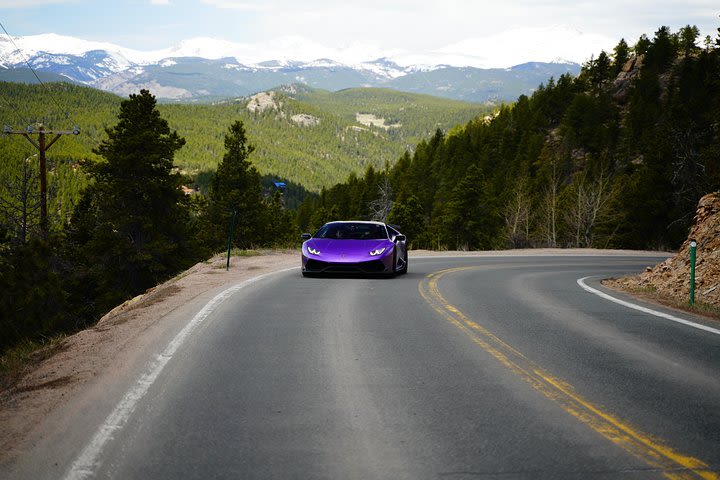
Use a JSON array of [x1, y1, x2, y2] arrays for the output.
[[537, 154, 560, 247], [369, 176, 394, 222], [566, 169, 612, 247], [504, 177, 531, 248]]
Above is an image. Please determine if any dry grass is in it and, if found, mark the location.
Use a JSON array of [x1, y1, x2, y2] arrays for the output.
[[0, 336, 68, 392], [603, 278, 720, 321]]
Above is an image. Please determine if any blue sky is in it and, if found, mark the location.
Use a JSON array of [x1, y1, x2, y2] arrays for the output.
[[1, 0, 718, 66]]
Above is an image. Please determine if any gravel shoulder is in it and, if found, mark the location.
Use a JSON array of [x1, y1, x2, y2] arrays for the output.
[[0, 248, 666, 471]]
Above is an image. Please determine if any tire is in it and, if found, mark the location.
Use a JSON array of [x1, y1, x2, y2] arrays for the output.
[[399, 251, 408, 274], [389, 248, 399, 277]]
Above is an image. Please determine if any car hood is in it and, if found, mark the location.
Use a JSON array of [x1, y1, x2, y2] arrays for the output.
[[305, 238, 392, 262]]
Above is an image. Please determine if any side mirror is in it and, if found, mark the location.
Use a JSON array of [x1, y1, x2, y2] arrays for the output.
[[394, 234, 406, 242], [301, 233, 312, 240]]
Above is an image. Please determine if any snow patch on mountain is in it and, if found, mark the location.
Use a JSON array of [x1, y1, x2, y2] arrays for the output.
[[0, 31, 584, 102], [353, 58, 407, 79], [304, 58, 344, 69], [0, 27, 606, 71]]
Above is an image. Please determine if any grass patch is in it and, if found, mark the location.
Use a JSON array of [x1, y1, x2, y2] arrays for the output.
[[0, 335, 68, 392], [234, 249, 263, 257]]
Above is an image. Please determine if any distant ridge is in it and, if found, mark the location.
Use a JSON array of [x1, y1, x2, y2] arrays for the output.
[[0, 33, 580, 103], [0, 67, 75, 84]]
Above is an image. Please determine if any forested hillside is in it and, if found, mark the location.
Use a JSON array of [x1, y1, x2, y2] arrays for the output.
[[299, 26, 720, 251], [0, 82, 485, 195]]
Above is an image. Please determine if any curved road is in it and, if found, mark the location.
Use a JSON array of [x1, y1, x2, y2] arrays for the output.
[[51, 256, 720, 478]]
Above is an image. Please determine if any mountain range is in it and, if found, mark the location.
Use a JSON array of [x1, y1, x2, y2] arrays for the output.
[[0, 34, 580, 103]]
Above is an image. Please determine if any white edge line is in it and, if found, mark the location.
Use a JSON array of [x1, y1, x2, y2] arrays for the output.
[[64, 266, 299, 480], [577, 276, 720, 336]]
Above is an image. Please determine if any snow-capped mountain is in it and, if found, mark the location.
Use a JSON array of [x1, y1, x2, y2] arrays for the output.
[[0, 34, 581, 103]]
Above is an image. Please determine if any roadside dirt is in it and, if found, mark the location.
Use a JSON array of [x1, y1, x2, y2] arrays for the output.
[[0, 247, 669, 469]]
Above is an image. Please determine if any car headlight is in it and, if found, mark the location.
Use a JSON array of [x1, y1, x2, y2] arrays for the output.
[[369, 247, 386, 256], [308, 247, 320, 255]]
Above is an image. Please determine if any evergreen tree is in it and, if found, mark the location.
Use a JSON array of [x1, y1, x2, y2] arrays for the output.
[[206, 120, 265, 249], [646, 26, 677, 72], [68, 89, 197, 314], [387, 195, 426, 248], [0, 236, 70, 351], [585, 51, 612, 90], [634, 34, 651, 55], [0, 153, 41, 245], [613, 39, 630, 75], [678, 25, 700, 58], [262, 191, 298, 247], [434, 165, 500, 250]]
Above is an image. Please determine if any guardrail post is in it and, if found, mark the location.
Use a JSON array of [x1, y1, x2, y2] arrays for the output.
[[689, 239, 697, 306], [226, 208, 238, 271]]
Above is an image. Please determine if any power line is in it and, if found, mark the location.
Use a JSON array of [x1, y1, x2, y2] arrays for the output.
[[0, 21, 76, 130], [0, 90, 31, 128]]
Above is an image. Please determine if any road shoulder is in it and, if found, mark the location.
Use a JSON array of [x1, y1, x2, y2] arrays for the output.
[[0, 251, 298, 474]]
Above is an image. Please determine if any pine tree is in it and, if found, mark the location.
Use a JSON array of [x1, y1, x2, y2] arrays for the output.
[[434, 164, 500, 250], [69, 89, 197, 313], [613, 39, 630, 76], [678, 25, 700, 58], [634, 34, 651, 55], [387, 195, 426, 248], [206, 120, 265, 249], [262, 191, 297, 246]]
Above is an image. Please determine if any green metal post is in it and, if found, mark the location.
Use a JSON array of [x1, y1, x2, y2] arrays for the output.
[[226, 208, 238, 271], [689, 239, 697, 306]]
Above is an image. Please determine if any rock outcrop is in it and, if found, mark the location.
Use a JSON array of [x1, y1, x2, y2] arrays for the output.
[[611, 54, 644, 104], [614, 192, 720, 306]]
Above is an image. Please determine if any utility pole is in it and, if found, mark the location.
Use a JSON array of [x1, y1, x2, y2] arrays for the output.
[[4, 123, 80, 233]]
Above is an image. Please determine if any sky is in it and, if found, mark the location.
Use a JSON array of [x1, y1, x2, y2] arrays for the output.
[[0, 0, 718, 67]]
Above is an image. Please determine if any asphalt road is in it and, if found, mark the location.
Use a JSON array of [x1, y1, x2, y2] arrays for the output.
[[68, 256, 720, 479]]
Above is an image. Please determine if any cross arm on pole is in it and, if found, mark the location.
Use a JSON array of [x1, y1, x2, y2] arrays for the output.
[[21, 133, 40, 149], [2, 125, 80, 234]]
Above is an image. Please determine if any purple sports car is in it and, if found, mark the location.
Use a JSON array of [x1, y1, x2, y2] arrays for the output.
[[301, 221, 408, 276]]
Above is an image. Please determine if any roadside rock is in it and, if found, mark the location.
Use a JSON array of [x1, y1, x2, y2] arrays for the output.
[[612, 192, 720, 306]]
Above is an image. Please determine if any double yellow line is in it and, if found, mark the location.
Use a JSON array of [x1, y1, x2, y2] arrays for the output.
[[419, 267, 716, 480]]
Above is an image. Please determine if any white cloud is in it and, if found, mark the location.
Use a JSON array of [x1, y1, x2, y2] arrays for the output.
[[206, 0, 718, 50], [200, 0, 272, 11], [3, 0, 718, 68], [432, 26, 617, 68], [0, 0, 72, 7]]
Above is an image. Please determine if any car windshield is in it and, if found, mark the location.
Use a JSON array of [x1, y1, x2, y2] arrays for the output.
[[315, 223, 389, 240]]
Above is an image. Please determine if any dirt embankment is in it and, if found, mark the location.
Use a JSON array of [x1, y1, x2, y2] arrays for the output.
[[610, 192, 720, 308]]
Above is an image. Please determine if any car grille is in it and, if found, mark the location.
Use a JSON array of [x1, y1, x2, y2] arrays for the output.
[[305, 259, 388, 273]]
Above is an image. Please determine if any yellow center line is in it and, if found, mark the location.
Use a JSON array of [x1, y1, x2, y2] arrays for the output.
[[418, 266, 716, 480]]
